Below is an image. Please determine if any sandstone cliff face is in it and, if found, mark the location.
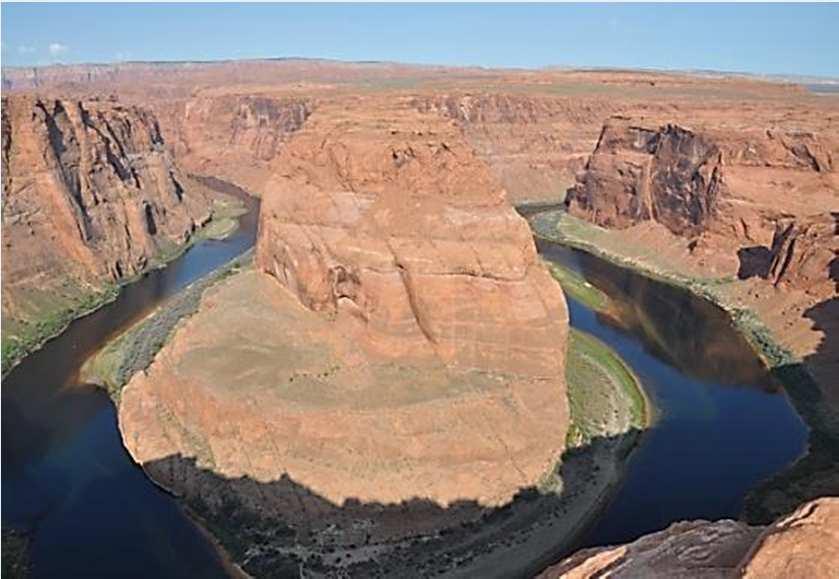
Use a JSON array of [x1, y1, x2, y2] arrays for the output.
[[1, 95, 212, 348], [567, 121, 724, 235], [155, 91, 312, 194], [566, 117, 839, 294], [256, 96, 569, 377], [541, 497, 839, 579], [415, 94, 622, 204]]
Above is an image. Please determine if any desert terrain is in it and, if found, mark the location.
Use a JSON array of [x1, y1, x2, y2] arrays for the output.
[[2, 59, 837, 577]]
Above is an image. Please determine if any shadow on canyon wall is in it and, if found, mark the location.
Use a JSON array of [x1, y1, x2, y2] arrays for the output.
[[736, 246, 773, 281], [744, 244, 839, 524], [143, 429, 643, 579]]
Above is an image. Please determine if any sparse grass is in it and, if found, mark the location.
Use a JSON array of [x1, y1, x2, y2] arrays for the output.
[[2, 193, 248, 378], [565, 328, 648, 447], [81, 252, 253, 400], [545, 260, 609, 313]]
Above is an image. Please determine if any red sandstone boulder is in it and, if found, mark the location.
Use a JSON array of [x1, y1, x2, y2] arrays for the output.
[[542, 498, 839, 579]]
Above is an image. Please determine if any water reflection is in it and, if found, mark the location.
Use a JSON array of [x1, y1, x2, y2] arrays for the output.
[[537, 240, 776, 388], [1, 179, 257, 578], [535, 236, 806, 551]]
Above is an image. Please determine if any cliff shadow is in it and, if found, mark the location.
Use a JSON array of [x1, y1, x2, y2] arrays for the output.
[[141, 428, 643, 579], [743, 239, 839, 524], [736, 246, 772, 280]]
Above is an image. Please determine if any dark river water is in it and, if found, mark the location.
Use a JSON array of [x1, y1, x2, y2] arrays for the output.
[[1, 196, 808, 577], [536, 239, 808, 551], [2, 181, 259, 578]]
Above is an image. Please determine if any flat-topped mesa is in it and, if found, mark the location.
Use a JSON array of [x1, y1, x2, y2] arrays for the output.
[[256, 97, 569, 378], [2, 95, 212, 323]]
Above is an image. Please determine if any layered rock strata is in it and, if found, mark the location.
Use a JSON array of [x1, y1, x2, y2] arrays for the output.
[[256, 97, 569, 377], [541, 497, 839, 579], [566, 117, 838, 294], [414, 94, 622, 204], [118, 97, 571, 572], [154, 91, 312, 194], [1, 95, 214, 360]]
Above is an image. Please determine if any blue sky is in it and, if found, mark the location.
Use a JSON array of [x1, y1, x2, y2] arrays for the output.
[[2, 3, 838, 77]]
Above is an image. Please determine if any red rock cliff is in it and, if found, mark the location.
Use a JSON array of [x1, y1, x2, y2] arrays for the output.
[[566, 117, 838, 293], [256, 95, 569, 378], [154, 91, 312, 194], [1, 95, 213, 331]]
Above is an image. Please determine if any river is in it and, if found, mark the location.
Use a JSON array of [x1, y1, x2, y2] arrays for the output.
[[1, 195, 808, 577], [2, 180, 259, 578], [536, 239, 807, 551]]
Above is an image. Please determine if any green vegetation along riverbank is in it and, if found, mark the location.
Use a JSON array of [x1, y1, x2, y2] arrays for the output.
[[565, 328, 648, 447], [546, 260, 610, 313], [80, 251, 253, 400], [530, 208, 837, 524], [1, 193, 247, 378]]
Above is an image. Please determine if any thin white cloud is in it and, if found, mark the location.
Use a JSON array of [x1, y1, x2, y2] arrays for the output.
[[48, 43, 68, 56], [17, 45, 36, 54]]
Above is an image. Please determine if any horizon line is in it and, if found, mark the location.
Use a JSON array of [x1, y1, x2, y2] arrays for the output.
[[3, 55, 838, 84]]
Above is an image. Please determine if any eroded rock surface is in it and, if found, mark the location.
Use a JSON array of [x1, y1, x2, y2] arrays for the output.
[[256, 96, 568, 377], [541, 498, 839, 579], [566, 117, 838, 295], [118, 96, 570, 574], [740, 498, 839, 578], [155, 91, 312, 194], [415, 94, 622, 204], [1, 95, 214, 360]]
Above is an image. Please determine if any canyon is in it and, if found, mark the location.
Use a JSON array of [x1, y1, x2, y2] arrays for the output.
[[116, 95, 574, 575], [2, 59, 838, 577], [0, 94, 233, 371]]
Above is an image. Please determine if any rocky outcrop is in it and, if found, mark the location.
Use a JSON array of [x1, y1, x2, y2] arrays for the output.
[[155, 92, 312, 194], [118, 96, 571, 574], [740, 498, 839, 578], [541, 497, 839, 578], [567, 120, 724, 235], [415, 94, 622, 204], [1, 95, 213, 357], [765, 215, 837, 291], [566, 117, 839, 294]]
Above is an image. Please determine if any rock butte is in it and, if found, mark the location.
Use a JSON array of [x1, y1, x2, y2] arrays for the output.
[[541, 497, 839, 579], [118, 95, 570, 542]]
